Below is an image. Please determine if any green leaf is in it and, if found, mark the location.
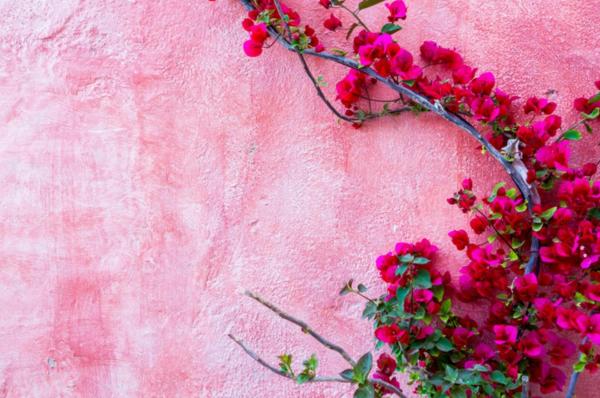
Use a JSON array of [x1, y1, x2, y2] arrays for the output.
[[432, 285, 445, 302], [357, 284, 368, 293], [487, 234, 497, 244], [358, 0, 386, 10], [330, 48, 347, 56], [340, 369, 355, 381], [589, 208, 600, 220], [396, 286, 410, 304], [381, 23, 402, 34], [445, 365, 459, 382], [362, 301, 377, 319], [515, 202, 528, 212], [532, 217, 543, 232], [346, 23, 359, 40], [395, 264, 409, 276], [414, 269, 432, 289], [354, 385, 375, 398], [582, 107, 600, 120], [563, 129, 582, 141], [296, 374, 310, 384], [413, 256, 431, 265], [505, 188, 517, 199], [436, 337, 453, 352], [492, 181, 506, 195], [399, 254, 414, 263], [490, 370, 508, 385], [340, 279, 354, 296], [540, 206, 557, 221], [589, 92, 600, 104], [303, 354, 318, 371], [353, 353, 373, 383]]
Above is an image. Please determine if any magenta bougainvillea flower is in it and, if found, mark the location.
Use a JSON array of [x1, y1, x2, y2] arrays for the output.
[[385, 0, 407, 22], [448, 229, 469, 250], [323, 13, 341, 31]]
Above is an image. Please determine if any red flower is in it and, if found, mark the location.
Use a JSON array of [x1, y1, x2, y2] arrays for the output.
[[514, 273, 538, 302], [493, 324, 518, 346], [413, 289, 433, 303], [373, 353, 400, 395], [449, 229, 469, 250], [535, 141, 570, 171], [469, 72, 495, 96], [375, 324, 409, 345], [323, 14, 342, 31], [524, 97, 557, 115], [519, 331, 544, 358], [470, 215, 488, 234], [243, 23, 269, 57], [385, 0, 407, 22], [548, 337, 576, 365], [318, 0, 331, 8], [452, 65, 477, 85]]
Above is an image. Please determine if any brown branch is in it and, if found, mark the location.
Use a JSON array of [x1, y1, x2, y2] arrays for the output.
[[228, 334, 408, 398], [228, 334, 350, 383], [244, 290, 356, 366]]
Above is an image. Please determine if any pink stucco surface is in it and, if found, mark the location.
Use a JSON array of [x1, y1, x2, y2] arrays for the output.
[[0, 0, 599, 396]]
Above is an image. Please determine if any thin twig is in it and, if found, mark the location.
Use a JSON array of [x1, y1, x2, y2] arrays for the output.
[[228, 334, 408, 398], [228, 334, 350, 383], [339, 4, 371, 32], [244, 290, 356, 366]]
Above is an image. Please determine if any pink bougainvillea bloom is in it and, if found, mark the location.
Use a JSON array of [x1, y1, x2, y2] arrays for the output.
[[539, 366, 567, 394], [375, 324, 409, 345], [319, 0, 331, 8], [535, 141, 570, 171], [376, 353, 397, 375], [373, 353, 401, 395], [385, 0, 407, 22], [413, 289, 433, 303], [493, 324, 518, 346], [243, 40, 263, 57], [449, 229, 469, 250], [452, 65, 477, 84], [323, 14, 342, 31], [582, 254, 600, 270], [519, 331, 544, 358], [514, 273, 538, 301], [534, 297, 557, 326], [524, 97, 557, 114], [470, 215, 487, 234], [469, 72, 495, 95], [548, 337, 576, 365]]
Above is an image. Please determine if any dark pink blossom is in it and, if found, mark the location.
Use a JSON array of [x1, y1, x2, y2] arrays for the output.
[[385, 0, 407, 22]]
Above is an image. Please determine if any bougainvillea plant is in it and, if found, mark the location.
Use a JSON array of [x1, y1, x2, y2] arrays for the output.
[[212, 0, 600, 397]]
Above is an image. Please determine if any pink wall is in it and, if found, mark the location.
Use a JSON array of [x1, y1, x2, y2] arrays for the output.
[[0, 0, 598, 396]]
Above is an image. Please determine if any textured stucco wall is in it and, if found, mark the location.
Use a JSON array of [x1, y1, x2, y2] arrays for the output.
[[0, 0, 599, 397]]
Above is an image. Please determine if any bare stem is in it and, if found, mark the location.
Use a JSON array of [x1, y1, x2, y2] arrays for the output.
[[228, 334, 350, 383], [229, 334, 408, 397], [244, 290, 356, 366]]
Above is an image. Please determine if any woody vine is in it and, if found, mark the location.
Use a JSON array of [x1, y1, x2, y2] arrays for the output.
[[210, 0, 600, 397]]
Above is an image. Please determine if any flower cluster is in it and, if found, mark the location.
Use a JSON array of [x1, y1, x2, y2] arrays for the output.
[[225, 0, 600, 396]]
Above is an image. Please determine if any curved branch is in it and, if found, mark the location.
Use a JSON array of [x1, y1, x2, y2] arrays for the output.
[[244, 290, 356, 366], [239, 0, 540, 274]]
